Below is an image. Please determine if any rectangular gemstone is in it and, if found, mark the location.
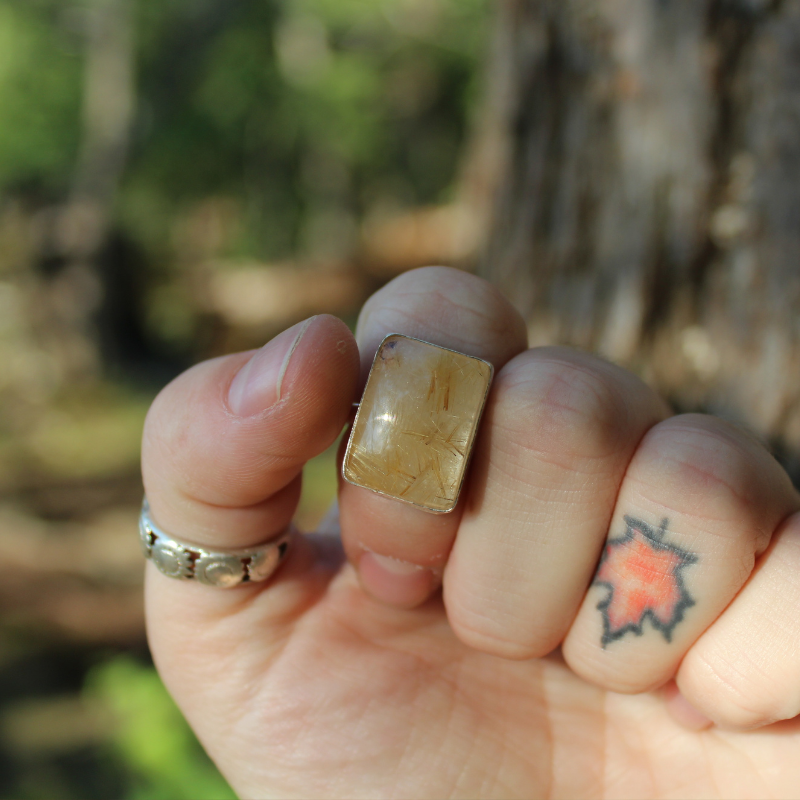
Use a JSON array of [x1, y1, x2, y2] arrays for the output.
[[342, 334, 493, 513]]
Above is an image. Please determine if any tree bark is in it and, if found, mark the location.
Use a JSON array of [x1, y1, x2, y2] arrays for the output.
[[472, 0, 800, 470]]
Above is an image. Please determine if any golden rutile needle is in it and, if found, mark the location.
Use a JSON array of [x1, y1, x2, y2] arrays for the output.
[[342, 334, 493, 513]]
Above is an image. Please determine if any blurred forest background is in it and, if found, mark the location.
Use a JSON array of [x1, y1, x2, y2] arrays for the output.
[[5, 0, 800, 796], [0, 0, 488, 796]]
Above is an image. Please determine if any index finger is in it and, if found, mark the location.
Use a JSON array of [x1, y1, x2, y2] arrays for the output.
[[338, 267, 528, 606]]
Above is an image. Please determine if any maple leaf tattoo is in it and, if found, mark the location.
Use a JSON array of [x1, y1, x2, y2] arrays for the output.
[[594, 516, 698, 647]]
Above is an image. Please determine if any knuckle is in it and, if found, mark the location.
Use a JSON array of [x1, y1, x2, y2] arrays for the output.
[[142, 378, 192, 475], [561, 635, 666, 694], [142, 359, 294, 507], [360, 267, 526, 362], [494, 349, 633, 467], [445, 585, 559, 660], [683, 648, 788, 729], [638, 416, 773, 535], [142, 368, 224, 499], [449, 617, 551, 661]]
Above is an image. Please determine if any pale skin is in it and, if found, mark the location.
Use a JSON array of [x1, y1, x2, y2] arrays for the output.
[[142, 267, 800, 799]]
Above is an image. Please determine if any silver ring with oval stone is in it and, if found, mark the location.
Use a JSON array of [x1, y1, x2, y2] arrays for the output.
[[139, 499, 294, 588], [342, 333, 494, 514]]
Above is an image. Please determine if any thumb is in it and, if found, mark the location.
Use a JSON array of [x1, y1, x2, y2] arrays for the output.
[[140, 314, 358, 779], [142, 314, 358, 548]]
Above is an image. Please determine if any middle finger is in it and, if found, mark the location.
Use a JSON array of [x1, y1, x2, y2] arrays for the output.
[[444, 347, 669, 659]]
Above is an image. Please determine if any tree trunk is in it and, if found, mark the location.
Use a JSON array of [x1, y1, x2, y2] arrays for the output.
[[38, 0, 137, 381], [471, 0, 800, 472]]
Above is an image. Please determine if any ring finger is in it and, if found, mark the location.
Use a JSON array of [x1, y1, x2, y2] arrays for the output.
[[563, 413, 799, 693]]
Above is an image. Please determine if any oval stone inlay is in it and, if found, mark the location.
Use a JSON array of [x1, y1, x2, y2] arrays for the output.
[[152, 542, 191, 578], [195, 554, 244, 587], [248, 549, 279, 581]]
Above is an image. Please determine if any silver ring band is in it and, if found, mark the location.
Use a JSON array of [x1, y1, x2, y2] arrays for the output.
[[139, 498, 293, 588]]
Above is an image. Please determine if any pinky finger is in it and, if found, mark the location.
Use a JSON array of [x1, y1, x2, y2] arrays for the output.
[[677, 509, 800, 729]]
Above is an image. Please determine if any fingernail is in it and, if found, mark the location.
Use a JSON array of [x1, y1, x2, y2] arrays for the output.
[[358, 552, 437, 608], [228, 318, 313, 416], [664, 682, 713, 731]]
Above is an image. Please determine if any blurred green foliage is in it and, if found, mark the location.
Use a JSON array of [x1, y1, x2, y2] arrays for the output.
[[131, 0, 487, 263], [0, 1, 81, 190], [86, 656, 235, 800], [0, 0, 488, 263]]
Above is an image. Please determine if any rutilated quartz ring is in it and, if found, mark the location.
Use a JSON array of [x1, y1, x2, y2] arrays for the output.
[[342, 333, 494, 514], [139, 499, 293, 588]]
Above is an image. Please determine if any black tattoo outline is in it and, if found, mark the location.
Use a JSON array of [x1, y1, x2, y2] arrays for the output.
[[594, 515, 698, 648]]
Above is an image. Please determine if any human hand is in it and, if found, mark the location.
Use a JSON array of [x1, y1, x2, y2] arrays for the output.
[[142, 267, 800, 799]]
